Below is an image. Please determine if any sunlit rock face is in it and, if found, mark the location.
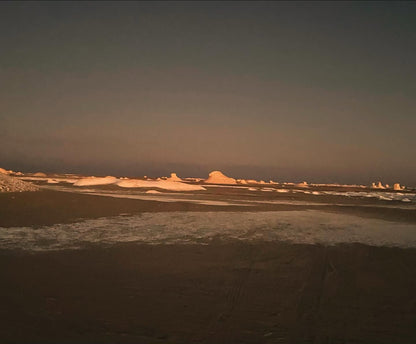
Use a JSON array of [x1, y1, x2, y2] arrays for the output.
[[0, 167, 20, 175], [73, 176, 118, 186], [296, 181, 309, 188], [205, 171, 237, 185], [371, 181, 386, 189], [166, 173, 182, 182], [394, 183, 405, 191], [117, 179, 206, 191]]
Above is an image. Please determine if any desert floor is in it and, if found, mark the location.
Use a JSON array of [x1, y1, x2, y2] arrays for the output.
[[1, 190, 416, 343]]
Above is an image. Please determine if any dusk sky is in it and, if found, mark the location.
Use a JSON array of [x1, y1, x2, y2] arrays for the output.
[[1, 1, 415, 185]]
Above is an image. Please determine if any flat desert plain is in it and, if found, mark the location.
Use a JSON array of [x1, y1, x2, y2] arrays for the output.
[[1, 175, 416, 343]]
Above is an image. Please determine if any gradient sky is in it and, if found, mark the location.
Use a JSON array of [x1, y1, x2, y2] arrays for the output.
[[1, 1, 415, 185]]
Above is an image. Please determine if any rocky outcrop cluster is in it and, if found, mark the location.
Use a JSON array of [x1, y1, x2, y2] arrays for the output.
[[0, 173, 39, 192]]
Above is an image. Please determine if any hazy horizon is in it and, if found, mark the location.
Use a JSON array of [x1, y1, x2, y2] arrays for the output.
[[1, 2, 415, 186]]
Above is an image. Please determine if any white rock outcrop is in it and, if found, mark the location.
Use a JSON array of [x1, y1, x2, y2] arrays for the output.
[[371, 181, 385, 189], [204, 171, 237, 185], [295, 181, 308, 188], [73, 176, 118, 186], [117, 179, 205, 191], [166, 173, 182, 182], [393, 183, 404, 191]]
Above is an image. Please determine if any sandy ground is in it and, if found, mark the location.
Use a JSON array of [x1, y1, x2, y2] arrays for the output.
[[1, 243, 416, 343], [1, 190, 416, 343], [1, 190, 415, 228]]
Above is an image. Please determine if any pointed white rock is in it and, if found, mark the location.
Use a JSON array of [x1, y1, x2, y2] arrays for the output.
[[204, 171, 237, 185], [166, 173, 182, 182]]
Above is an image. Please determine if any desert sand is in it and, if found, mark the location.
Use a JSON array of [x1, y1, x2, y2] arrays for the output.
[[1, 242, 416, 343], [1, 177, 416, 343], [1, 189, 415, 228]]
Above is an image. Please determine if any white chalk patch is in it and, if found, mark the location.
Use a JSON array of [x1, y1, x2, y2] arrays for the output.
[[1, 211, 416, 251]]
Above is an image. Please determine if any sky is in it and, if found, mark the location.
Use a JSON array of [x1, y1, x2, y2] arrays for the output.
[[1, 1, 415, 185]]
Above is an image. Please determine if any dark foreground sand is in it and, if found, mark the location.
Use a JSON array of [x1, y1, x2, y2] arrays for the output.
[[1, 242, 416, 344], [1, 190, 416, 343]]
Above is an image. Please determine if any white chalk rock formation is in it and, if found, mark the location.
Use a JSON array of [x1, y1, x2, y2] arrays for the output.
[[73, 176, 118, 186], [0, 167, 10, 175], [117, 179, 205, 191], [146, 190, 161, 194], [0, 167, 21, 175], [371, 181, 385, 189], [296, 181, 309, 188], [393, 183, 404, 191], [205, 171, 237, 185], [166, 173, 182, 182], [0, 173, 39, 192]]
